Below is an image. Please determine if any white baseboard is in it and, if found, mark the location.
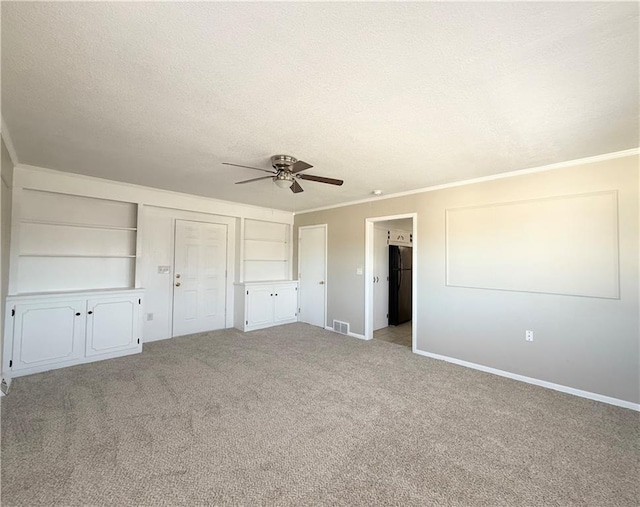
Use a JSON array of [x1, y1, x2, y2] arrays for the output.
[[324, 326, 369, 340], [413, 348, 639, 412]]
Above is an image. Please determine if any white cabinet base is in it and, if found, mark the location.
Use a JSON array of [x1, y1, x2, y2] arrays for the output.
[[3, 289, 144, 378], [235, 281, 298, 332]]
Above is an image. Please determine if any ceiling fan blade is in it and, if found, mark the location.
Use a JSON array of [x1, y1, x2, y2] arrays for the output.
[[235, 176, 274, 185], [297, 174, 344, 186], [290, 180, 304, 193], [290, 160, 313, 173], [223, 162, 275, 175]]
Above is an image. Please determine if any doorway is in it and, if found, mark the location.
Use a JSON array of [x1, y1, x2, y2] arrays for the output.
[[365, 214, 417, 350], [172, 220, 228, 337], [298, 224, 327, 328]]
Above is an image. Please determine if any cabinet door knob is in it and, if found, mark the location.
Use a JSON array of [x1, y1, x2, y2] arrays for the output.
[[319, 281, 325, 285], [176, 274, 181, 279], [175, 282, 181, 287], [88, 311, 93, 315], [75, 312, 81, 316]]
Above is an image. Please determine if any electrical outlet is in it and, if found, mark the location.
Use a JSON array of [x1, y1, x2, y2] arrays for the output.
[[525, 330, 533, 342]]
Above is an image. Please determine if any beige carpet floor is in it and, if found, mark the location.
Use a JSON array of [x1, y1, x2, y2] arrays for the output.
[[1, 323, 638, 506]]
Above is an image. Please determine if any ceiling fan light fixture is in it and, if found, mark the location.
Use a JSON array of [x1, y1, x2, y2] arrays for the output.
[[274, 177, 292, 189], [273, 171, 294, 189]]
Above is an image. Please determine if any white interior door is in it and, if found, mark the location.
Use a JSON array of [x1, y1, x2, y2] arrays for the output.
[[173, 220, 227, 337], [373, 227, 389, 331], [298, 225, 327, 328]]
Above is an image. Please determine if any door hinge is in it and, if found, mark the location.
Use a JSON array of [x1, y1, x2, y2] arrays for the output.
[[246, 290, 249, 295], [246, 320, 248, 325], [386, 313, 389, 318], [11, 309, 15, 317]]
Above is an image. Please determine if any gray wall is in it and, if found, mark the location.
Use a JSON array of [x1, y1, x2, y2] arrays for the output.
[[1, 139, 15, 372], [294, 155, 639, 404]]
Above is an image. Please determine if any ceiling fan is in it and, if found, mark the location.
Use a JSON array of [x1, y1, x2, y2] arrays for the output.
[[223, 155, 344, 193]]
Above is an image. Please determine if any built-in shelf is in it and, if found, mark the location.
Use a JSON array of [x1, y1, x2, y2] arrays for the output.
[[242, 219, 291, 282], [19, 254, 137, 259], [244, 238, 289, 243], [16, 190, 138, 293], [244, 259, 287, 262], [20, 219, 137, 231]]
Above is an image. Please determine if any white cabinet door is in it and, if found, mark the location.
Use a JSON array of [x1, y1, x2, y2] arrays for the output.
[[273, 284, 298, 323], [86, 296, 139, 357], [11, 300, 85, 371], [246, 286, 274, 328]]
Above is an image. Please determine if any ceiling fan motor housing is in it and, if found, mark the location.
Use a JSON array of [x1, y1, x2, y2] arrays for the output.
[[271, 154, 297, 170]]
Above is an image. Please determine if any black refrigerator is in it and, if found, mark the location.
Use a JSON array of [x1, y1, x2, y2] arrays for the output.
[[389, 245, 412, 325]]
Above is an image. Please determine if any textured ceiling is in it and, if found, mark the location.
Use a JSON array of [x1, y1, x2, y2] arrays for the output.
[[2, 2, 638, 212]]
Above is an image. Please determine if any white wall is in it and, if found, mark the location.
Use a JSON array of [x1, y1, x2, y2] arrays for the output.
[[376, 218, 412, 232], [140, 206, 237, 342], [295, 153, 639, 405]]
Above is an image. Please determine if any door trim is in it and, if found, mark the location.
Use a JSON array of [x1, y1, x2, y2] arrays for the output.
[[364, 213, 417, 351], [298, 224, 328, 328]]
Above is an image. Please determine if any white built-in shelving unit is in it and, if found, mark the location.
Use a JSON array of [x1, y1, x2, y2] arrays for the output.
[[16, 189, 138, 293], [242, 218, 290, 282]]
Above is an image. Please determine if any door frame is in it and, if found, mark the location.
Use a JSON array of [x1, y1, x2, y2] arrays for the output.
[[298, 224, 328, 328], [168, 214, 235, 335], [364, 213, 417, 351]]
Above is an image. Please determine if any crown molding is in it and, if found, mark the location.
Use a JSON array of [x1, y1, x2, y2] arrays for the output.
[[1, 117, 19, 166], [295, 148, 640, 215]]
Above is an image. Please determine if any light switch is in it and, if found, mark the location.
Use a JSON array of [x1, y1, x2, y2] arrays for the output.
[[158, 266, 171, 274]]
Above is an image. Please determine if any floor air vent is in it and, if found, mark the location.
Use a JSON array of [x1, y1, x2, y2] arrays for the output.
[[332, 320, 350, 335]]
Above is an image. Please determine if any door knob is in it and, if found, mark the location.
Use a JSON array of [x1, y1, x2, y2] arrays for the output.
[[175, 282, 181, 287], [319, 281, 325, 285]]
